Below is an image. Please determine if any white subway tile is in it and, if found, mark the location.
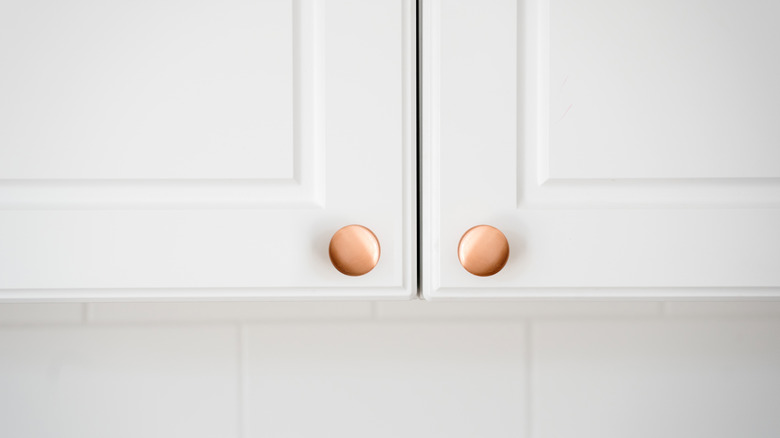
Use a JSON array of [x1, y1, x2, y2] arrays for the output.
[[664, 301, 780, 317], [376, 300, 660, 320], [532, 320, 780, 438], [0, 325, 238, 438], [244, 322, 527, 438], [89, 301, 373, 323], [0, 304, 83, 324]]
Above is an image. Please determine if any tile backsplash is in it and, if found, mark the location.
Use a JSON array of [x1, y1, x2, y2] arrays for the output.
[[1, 301, 779, 438]]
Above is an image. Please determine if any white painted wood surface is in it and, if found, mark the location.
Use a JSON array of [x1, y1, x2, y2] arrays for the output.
[[422, 0, 780, 299], [0, 0, 416, 300]]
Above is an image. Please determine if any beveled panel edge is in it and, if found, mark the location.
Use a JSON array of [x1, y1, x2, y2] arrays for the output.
[[522, 0, 780, 207], [418, 0, 439, 298], [0, 0, 325, 210]]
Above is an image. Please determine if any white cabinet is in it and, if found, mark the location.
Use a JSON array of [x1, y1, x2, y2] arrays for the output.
[[421, 0, 780, 299], [0, 0, 416, 300], [4, 0, 779, 301]]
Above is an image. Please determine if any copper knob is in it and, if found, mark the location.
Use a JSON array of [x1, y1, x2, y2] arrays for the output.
[[458, 225, 509, 276], [329, 225, 381, 276]]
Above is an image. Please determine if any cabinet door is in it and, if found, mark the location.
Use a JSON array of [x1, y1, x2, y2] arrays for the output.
[[422, 0, 780, 299], [0, 0, 415, 300]]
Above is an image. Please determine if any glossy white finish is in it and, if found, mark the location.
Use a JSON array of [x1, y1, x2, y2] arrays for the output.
[[244, 322, 526, 437], [0, 0, 416, 300], [422, 0, 780, 299], [533, 320, 780, 438], [0, 325, 238, 438]]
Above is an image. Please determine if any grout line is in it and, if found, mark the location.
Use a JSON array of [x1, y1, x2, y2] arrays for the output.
[[524, 320, 534, 438], [237, 323, 247, 438], [658, 301, 668, 317], [82, 303, 92, 323], [369, 301, 379, 320]]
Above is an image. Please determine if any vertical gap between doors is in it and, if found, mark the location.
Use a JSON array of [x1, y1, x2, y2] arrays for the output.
[[525, 321, 534, 438], [416, 0, 422, 297], [237, 324, 247, 438]]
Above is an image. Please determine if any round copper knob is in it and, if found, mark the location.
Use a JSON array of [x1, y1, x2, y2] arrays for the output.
[[458, 225, 509, 276], [329, 225, 380, 276]]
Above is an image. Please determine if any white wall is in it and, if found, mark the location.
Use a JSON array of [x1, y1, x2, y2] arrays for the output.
[[1, 301, 779, 437]]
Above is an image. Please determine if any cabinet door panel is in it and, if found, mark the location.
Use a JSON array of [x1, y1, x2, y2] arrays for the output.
[[422, 0, 780, 299], [0, 0, 416, 300]]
